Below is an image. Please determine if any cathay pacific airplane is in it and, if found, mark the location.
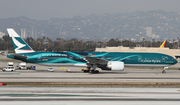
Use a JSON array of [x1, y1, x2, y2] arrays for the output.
[[6, 29, 177, 73]]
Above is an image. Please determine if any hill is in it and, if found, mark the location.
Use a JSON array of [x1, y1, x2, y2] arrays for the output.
[[0, 10, 180, 41]]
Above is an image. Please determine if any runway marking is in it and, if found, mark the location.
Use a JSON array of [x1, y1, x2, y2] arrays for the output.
[[33, 94, 46, 97], [0, 94, 109, 97], [0, 98, 180, 101], [0, 73, 20, 75], [0, 77, 180, 79]]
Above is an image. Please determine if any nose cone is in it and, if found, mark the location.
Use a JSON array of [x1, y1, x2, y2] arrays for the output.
[[174, 59, 178, 64]]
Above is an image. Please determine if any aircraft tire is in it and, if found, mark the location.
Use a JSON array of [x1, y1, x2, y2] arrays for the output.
[[162, 70, 166, 73], [90, 70, 99, 74], [91, 70, 95, 74], [95, 70, 99, 73]]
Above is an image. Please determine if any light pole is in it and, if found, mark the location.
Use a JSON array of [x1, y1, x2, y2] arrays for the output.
[[129, 38, 131, 47], [151, 37, 152, 47], [120, 36, 123, 47], [7, 41, 8, 53], [142, 37, 146, 47], [94, 36, 97, 48], [178, 37, 179, 49]]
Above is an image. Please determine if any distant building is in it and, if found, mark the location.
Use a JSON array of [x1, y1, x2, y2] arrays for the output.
[[21, 28, 27, 39], [21, 28, 37, 39], [0, 32, 5, 38]]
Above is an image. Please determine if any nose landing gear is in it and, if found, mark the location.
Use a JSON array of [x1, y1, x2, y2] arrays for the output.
[[162, 67, 168, 73]]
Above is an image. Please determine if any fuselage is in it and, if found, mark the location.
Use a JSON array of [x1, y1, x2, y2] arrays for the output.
[[7, 51, 178, 67]]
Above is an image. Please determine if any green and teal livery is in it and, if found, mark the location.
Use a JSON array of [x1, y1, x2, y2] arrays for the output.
[[6, 29, 178, 73]]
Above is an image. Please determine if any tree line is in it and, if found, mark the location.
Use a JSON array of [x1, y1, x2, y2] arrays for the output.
[[0, 35, 179, 53]]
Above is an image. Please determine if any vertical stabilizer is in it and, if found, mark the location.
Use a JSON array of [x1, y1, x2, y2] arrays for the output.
[[7, 28, 34, 54], [160, 40, 167, 48]]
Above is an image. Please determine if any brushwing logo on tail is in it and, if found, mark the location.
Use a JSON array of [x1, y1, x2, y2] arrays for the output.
[[11, 37, 33, 51], [12, 36, 26, 50], [7, 28, 34, 53]]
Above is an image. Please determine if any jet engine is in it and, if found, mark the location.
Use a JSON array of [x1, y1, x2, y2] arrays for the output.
[[106, 61, 124, 71]]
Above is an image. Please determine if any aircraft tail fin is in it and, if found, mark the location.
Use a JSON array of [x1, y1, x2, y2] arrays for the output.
[[7, 28, 35, 54], [160, 40, 167, 48]]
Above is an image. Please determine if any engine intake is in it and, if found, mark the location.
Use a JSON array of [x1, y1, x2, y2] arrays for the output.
[[107, 61, 124, 71]]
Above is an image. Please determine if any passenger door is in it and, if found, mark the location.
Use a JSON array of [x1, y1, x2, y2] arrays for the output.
[[162, 56, 166, 62]]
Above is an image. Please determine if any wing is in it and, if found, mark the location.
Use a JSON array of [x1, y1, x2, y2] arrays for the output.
[[84, 56, 108, 65], [84, 54, 139, 65]]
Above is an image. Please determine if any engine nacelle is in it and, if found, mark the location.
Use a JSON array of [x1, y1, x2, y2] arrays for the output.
[[107, 61, 124, 71]]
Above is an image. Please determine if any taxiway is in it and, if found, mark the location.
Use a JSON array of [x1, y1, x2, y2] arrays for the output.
[[0, 87, 180, 105]]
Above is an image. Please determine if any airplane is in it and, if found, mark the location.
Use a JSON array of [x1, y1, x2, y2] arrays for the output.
[[160, 40, 167, 48], [6, 28, 177, 73]]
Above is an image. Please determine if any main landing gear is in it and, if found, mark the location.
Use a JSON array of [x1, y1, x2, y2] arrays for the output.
[[162, 67, 168, 73], [90, 70, 99, 74], [83, 65, 100, 74], [90, 64, 99, 74], [83, 69, 100, 73]]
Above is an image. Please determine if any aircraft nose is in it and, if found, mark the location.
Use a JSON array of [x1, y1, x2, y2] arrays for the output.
[[174, 59, 178, 64]]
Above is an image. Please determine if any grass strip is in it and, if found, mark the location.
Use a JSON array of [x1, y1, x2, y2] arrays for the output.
[[2, 82, 180, 87]]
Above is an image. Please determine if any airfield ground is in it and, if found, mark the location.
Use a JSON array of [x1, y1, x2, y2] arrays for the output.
[[1, 55, 180, 104], [0, 55, 180, 87]]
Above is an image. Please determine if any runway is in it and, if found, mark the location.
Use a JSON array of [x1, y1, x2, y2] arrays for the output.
[[1, 57, 180, 104], [0, 87, 180, 105], [0, 61, 180, 83], [0, 69, 180, 83], [1, 101, 180, 105]]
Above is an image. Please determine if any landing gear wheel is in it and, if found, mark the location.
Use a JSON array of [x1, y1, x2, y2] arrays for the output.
[[162, 70, 166, 73], [95, 70, 99, 73], [91, 70, 99, 74], [91, 70, 95, 74]]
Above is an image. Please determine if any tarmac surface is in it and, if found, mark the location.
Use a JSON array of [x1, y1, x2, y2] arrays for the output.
[[0, 59, 180, 83], [1, 55, 180, 104], [0, 87, 180, 104]]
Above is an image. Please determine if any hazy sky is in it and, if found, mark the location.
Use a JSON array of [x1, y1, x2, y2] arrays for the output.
[[0, 0, 180, 20]]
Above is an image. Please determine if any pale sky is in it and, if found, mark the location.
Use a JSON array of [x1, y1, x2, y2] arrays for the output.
[[0, 0, 180, 20]]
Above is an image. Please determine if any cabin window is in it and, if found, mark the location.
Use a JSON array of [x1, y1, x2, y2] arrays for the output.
[[154, 58, 161, 60]]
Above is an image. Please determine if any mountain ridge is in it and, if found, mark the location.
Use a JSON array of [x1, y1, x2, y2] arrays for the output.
[[0, 10, 180, 41]]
